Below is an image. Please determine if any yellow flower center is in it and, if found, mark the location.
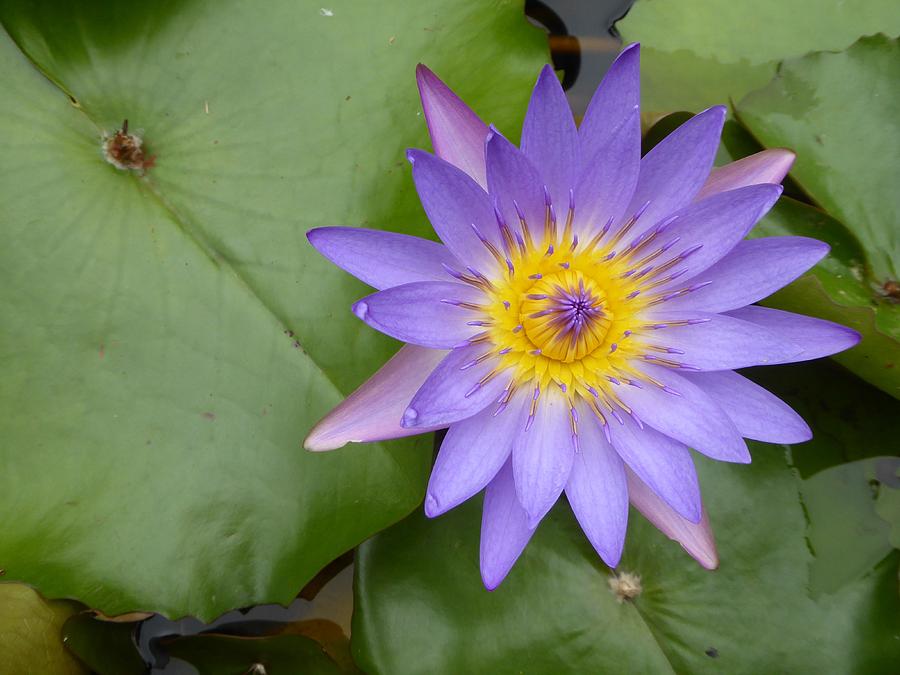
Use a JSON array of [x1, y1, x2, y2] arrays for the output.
[[520, 270, 612, 363], [449, 200, 701, 428]]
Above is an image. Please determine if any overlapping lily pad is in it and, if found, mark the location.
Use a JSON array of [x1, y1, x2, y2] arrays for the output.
[[354, 446, 900, 674], [737, 35, 899, 285], [0, 584, 86, 675], [0, 0, 549, 619], [618, 0, 900, 112]]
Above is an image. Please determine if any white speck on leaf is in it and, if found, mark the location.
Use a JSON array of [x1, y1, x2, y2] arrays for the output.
[[319, 8, 333, 16]]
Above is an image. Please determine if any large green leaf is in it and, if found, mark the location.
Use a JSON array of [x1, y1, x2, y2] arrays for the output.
[[617, 0, 900, 112], [353, 369, 900, 673], [0, 0, 548, 620], [0, 583, 87, 675], [737, 35, 899, 284]]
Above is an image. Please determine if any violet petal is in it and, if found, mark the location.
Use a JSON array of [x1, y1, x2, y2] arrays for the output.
[[661, 236, 829, 313], [685, 370, 812, 444], [579, 43, 640, 170], [696, 148, 795, 201], [512, 388, 576, 527], [416, 64, 489, 187], [573, 108, 640, 236], [725, 306, 861, 363], [304, 345, 446, 451], [616, 364, 750, 463], [480, 459, 537, 590], [425, 392, 527, 517], [639, 310, 804, 370], [649, 183, 784, 286], [521, 65, 579, 215], [565, 409, 629, 566], [404, 344, 510, 428], [352, 281, 482, 349], [307, 227, 460, 290], [608, 413, 702, 523], [485, 129, 546, 242], [627, 467, 718, 570], [407, 149, 503, 273], [624, 106, 726, 238]]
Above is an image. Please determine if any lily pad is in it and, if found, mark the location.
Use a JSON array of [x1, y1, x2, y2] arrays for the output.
[[0, 583, 86, 675], [617, 0, 900, 112], [354, 417, 900, 672], [0, 0, 548, 619], [165, 634, 344, 675], [799, 457, 898, 596], [737, 35, 900, 285], [61, 614, 146, 675]]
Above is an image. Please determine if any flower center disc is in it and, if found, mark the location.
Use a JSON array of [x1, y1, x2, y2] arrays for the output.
[[520, 269, 612, 363]]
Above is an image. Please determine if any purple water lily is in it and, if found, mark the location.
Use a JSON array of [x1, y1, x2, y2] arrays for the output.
[[304, 44, 859, 589]]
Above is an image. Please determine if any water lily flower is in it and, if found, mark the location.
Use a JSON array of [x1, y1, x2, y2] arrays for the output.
[[305, 44, 860, 589]]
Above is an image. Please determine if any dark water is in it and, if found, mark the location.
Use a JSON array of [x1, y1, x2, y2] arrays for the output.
[[526, 0, 636, 116]]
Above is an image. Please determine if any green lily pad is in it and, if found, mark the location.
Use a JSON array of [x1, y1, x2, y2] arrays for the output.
[[737, 35, 900, 285], [165, 634, 344, 675], [799, 458, 897, 596], [61, 614, 146, 675], [0, 583, 86, 675], [618, 0, 900, 112], [353, 409, 900, 672], [876, 473, 900, 549], [0, 0, 548, 620]]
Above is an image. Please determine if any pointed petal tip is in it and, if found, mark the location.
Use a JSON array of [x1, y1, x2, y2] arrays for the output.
[[302, 428, 347, 452], [695, 549, 719, 570], [400, 406, 419, 428], [706, 104, 728, 120], [481, 573, 503, 592], [351, 300, 368, 320], [479, 557, 512, 591], [597, 546, 624, 569], [424, 493, 441, 518]]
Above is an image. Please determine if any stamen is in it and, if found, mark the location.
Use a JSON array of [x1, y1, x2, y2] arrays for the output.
[[440, 299, 484, 311], [525, 385, 541, 431], [470, 222, 505, 264], [562, 189, 576, 242], [514, 200, 534, 249], [493, 200, 516, 256]]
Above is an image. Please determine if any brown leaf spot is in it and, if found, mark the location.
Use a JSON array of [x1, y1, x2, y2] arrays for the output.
[[102, 119, 155, 173]]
